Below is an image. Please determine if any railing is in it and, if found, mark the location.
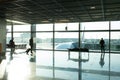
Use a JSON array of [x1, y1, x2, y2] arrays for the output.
[[6, 44, 27, 49]]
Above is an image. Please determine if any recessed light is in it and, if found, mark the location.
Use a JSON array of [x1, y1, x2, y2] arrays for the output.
[[90, 6, 96, 9], [41, 20, 49, 23]]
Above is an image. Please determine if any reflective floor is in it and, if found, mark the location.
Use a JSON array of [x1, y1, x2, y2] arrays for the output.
[[1, 49, 36, 80], [36, 51, 120, 80], [1, 50, 120, 80]]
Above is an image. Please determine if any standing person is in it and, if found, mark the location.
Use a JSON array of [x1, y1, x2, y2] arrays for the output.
[[99, 38, 105, 52], [26, 37, 33, 55], [99, 38, 105, 53], [99, 38, 105, 67], [9, 38, 15, 59]]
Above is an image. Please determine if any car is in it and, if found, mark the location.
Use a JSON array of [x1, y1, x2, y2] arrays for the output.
[[55, 42, 79, 50]]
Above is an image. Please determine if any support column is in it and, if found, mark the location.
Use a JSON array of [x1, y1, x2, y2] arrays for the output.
[[31, 24, 36, 51], [0, 18, 7, 54], [29, 24, 36, 62], [11, 22, 13, 39]]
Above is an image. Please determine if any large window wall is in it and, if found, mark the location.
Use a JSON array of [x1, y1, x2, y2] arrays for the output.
[[7, 21, 120, 52], [36, 21, 120, 52], [7, 21, 120, 80]]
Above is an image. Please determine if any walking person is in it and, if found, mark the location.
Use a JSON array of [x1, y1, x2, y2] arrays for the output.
[[9, 38, 15, 59], [26, 37, 33, 55]]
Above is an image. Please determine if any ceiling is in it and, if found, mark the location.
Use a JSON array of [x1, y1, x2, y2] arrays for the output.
[[0, 0, 120, 24]]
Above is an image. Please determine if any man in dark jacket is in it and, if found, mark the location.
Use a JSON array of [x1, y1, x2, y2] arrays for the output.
[[99, 38, 105, 53], [9, 38, 15, 59], [26, 37, 33, 54]]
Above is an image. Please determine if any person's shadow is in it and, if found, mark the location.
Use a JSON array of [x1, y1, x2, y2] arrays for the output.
[[99, 52, 105, 67]]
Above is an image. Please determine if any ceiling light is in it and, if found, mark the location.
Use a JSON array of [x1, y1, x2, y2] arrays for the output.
[[90, 6, 96, 9], [6, 19, 29, 24], [41, 20, 49, 23], [28, 11, 32, 14], [59, 19, 69, 22]]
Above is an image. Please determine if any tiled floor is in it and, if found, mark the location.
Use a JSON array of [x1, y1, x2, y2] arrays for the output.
[[36, 51, 120, 80]]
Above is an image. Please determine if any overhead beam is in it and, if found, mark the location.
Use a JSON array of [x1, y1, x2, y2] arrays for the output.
[[101, 0, 105, 20], [0, 0, 16, 3]]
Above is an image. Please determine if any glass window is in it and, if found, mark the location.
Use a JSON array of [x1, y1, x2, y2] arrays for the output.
[[81, 21, 109, 30], [83, 32, 109, 50], [111, 21, 120, 30], [111, 32, 120, 51], [13, 24, 31, 31], [13, 33, 30, 44], [36, 24, 53, 31], [55, 32, 78, 50], [36, 32, 53, 49], [66, 23, 79, 30], [7, 25, 12, 32], [6, 33, 12, 44], [55, 23, 79, 31]]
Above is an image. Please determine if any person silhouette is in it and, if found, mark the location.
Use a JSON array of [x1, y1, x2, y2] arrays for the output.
[[99, 38, 105, 67], [99, 38, 105, 53], [9, 38, 15, 59], [26, 37, 33, 55]]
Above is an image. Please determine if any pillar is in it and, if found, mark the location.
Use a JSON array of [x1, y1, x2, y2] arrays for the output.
[[0, 18, 6, 54], [31, 24, 36, 51]]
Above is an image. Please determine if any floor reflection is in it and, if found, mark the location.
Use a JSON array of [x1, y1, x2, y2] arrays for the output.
[[3, 50, 36, 80], [36, 50, 120, 80], [99, 51, 105, 67]]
